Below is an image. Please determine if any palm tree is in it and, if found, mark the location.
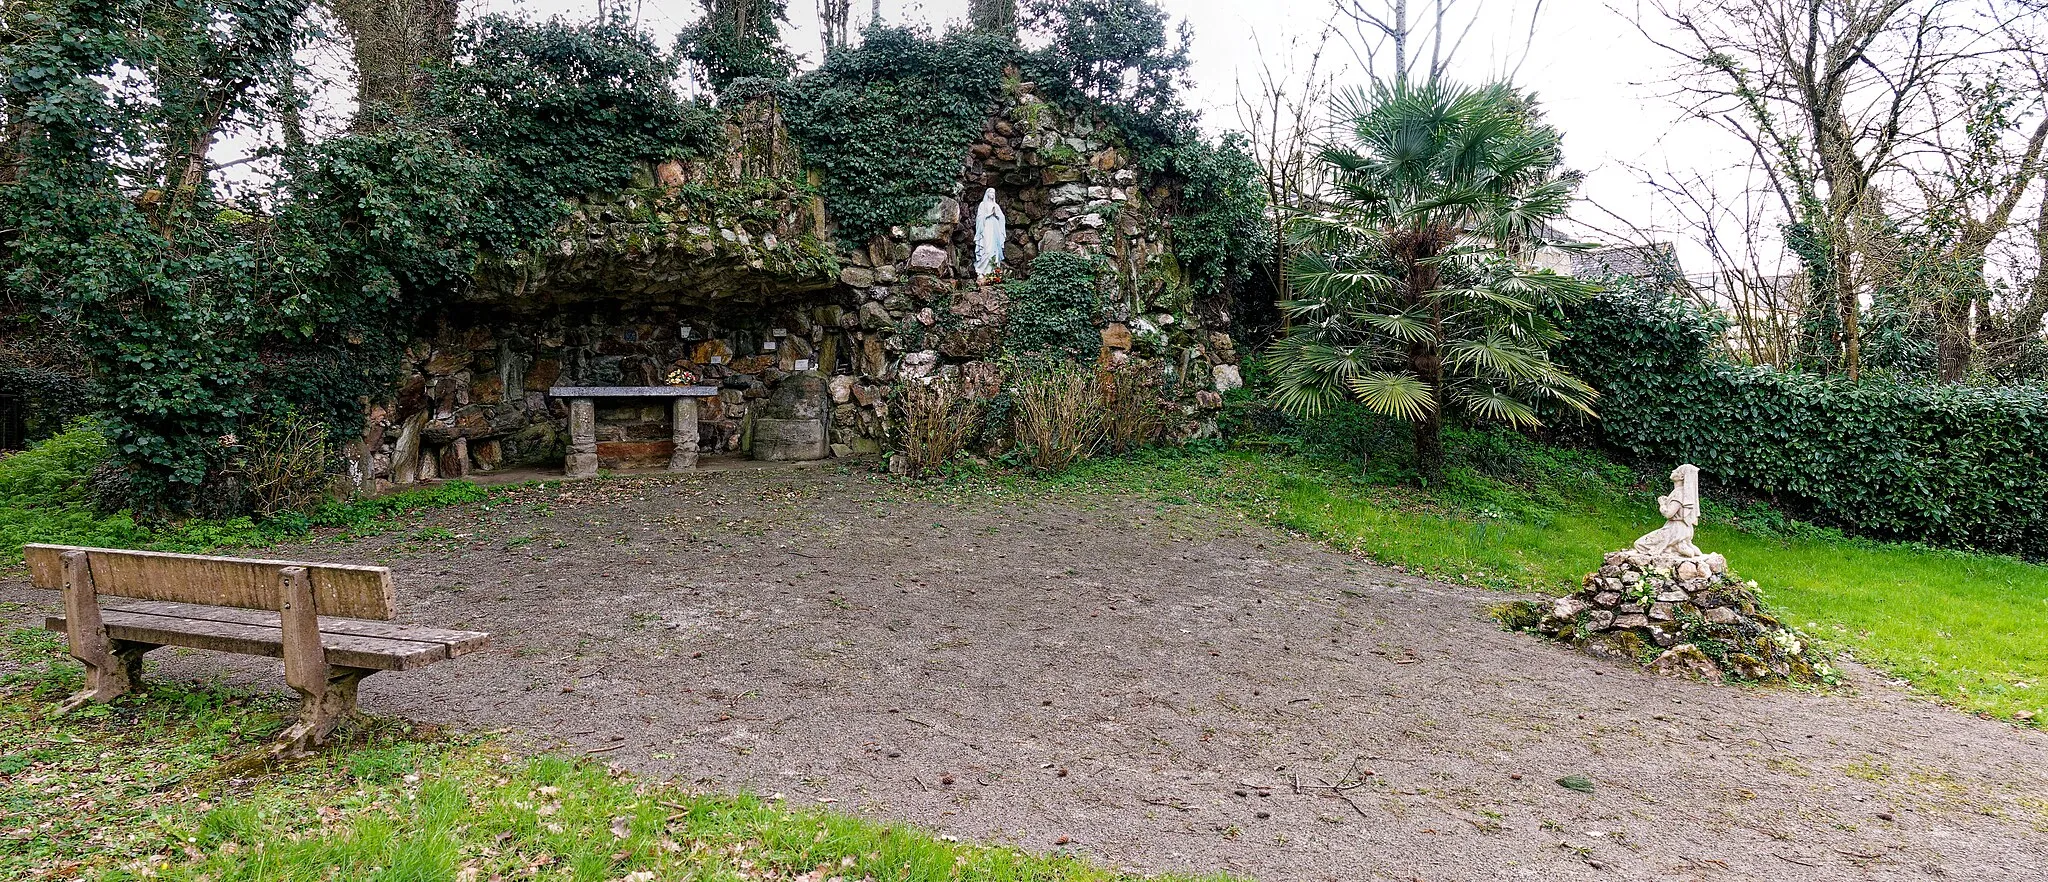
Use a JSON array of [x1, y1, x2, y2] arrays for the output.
[[1263, 80, 1597, 480]]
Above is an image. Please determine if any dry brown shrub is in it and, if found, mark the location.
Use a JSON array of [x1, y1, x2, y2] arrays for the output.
[[1011, 362, 1106, 471], [231, 412, 340, 516], [893, 377, 983, 476], [1099, 360, 1170, 453]]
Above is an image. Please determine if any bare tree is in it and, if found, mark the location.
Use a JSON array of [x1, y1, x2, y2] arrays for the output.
[[1641, 0, 2048, 379], [1642, 0, 2005, 378], [1595, 157, 1811, 366], [1235, 24, 1341, 306], [1333, 0, 1548, 86], [819, 0, 851, 51], [970, 0, 1018, 34], [328, 0, 461, 122]]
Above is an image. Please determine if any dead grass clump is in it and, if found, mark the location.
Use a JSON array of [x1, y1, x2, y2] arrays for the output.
[[1099, 361, 1170, 453], [893, 378, 984, 476], [1011, 362, 1105, 471]]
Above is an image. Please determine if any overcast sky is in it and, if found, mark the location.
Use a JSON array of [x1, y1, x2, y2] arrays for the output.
[[445, 0, 1755, 272]]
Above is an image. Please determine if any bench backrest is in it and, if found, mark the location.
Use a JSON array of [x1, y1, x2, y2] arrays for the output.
[[23, 544, 396, 620]]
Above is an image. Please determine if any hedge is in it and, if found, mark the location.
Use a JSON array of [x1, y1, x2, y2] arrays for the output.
[[1559, 286, 2048, 558]]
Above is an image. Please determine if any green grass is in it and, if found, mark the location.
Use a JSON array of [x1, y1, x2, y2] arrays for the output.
[[976, 443, 2048, 725], [0, 630, 1216, 882]]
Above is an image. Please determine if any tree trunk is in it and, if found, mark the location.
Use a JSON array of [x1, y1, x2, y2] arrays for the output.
[[1412, 411, 1444, 483], [968, 0, 1016, 34], [1407, 246, 1445, 482], [1935, 293, 1972, 383], [331, 0, 461, 123]]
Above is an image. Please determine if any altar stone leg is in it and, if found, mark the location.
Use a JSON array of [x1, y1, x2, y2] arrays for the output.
[[566, 397, 598, 477], [669, 397, 700, 470]]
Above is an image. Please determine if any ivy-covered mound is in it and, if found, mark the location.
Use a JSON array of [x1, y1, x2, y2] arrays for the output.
[[1515, 550, 1835, 684]]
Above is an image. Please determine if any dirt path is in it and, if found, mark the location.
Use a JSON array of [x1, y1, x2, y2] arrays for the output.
[[5, 468, 2045, 881]]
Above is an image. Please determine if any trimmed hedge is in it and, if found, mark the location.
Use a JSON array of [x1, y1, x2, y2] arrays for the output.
[[1559, 286, 2048, 558]]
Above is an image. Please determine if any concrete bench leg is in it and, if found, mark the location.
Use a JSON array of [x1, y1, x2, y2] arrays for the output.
[[566, 397, 598, 477], [669, 397, 700, 470], [55, 549, 158, 713], [271, 666, 374, 757], [57, 639, 157, 714]]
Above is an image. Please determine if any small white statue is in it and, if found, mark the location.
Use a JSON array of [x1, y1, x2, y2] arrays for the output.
[[973, 188, 1006, 279], [1634, 464, 1706, 559]]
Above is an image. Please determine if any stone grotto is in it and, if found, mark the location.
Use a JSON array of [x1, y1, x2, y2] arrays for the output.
[[347, 74, 1244, 490]]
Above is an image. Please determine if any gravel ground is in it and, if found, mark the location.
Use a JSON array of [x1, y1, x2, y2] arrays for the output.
[[4, 467, 2044, 881]]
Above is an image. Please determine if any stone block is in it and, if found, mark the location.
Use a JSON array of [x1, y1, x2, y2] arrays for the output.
[[471, 438, 503, 471], [1649, 644, 1721, 680], [437, 437, 470, 479], [909, 244, 949, 273], [424, 350, 469, 376], [598, 440, 675, 470], [751, 418, 829, 462], [939, 326, 1001, 359], [470, 374, 504, 405], [565, 452, 598, 478], [523, 359, 561, 392], [655, 159, 685, 188], [859, 301, 894, 331]]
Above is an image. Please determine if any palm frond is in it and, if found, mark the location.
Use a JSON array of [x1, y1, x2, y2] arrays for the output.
[[1346, 371, 1437, 423], [1445, 335, 1549, 380], [1454, 388, 1543, 428], [1351, 307, 1436, 344]]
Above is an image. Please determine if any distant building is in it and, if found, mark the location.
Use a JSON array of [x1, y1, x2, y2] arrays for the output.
[[1566, 243, 1684, 288]]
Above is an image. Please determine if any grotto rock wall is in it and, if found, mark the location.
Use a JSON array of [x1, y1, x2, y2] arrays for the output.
[[357, 77, 1244, 489], [824, 76, 1242, 448]]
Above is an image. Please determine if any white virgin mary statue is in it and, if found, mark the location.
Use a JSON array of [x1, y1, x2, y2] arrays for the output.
[[973, 189, 1006, 279]]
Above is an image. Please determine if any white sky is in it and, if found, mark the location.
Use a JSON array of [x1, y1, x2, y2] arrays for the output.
[[449, 0, 1751, 272]]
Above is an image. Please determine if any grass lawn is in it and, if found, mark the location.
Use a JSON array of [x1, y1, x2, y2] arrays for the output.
[[995, 447, 2048, 724], [0, 629, 1210, 882]]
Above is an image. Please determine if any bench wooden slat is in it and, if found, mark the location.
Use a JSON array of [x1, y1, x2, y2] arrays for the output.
[[45, 610, 449, 672], [113, 601, 492, 656], [24, 544, 395, 620]]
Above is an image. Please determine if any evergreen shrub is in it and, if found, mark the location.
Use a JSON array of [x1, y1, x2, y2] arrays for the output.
[[1560, 284, 2048, 557]]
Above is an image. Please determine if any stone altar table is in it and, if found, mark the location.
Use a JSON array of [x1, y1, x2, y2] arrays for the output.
[[549, 386, 720, 477]]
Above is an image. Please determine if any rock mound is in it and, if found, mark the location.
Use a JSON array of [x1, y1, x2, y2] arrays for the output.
[[1522, 550, 1834, 684]]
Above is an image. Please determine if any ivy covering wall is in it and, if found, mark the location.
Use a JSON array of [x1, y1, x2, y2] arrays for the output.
[[1560, 284, 2048, 558], [781, 27, 1011, 243], [0, 7, 716, 512]]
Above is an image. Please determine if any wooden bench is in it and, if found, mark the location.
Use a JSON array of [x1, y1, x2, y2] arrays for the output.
[[25, 543, 489, 755]]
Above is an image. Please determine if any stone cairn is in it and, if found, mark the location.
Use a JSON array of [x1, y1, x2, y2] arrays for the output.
[[1518, 465, 1833, 684]]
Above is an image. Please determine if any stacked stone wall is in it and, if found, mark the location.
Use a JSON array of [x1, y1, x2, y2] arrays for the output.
[[359, 77, 1245, 488]]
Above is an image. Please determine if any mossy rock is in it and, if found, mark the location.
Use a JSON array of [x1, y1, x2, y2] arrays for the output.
[[1492, 601, 1545, 632]]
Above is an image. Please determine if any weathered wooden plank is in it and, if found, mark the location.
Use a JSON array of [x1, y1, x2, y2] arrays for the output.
[[23, 544, 395, 620], [45, 611, 446, 671], [115, 601, 490, 656], [549, 385, 720, 397]]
